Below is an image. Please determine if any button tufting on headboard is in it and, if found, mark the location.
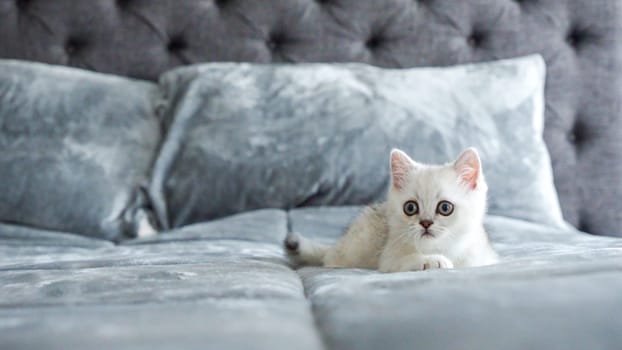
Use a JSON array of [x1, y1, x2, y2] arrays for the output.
[[213, 0, 229, 7], [569, 119, 591, 148], [566, 28, 584, 48], [365, 35, 383, 50], [64, 38, 85, 56], [266, 37, 279, 51], [116, 0, 131, 9], [266, 31, 289, 54], [0, 0, 620, 235], [14, 0, 29, 11], [567, 130, 578, 145], [167, 36, 187, 52], [467, 31, 484, 48]]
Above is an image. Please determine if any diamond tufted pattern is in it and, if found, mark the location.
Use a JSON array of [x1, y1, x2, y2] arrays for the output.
[[0, 0, 621, 235]]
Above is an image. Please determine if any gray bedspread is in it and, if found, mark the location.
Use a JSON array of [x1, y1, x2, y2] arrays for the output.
[[1, 207, 621, 350]]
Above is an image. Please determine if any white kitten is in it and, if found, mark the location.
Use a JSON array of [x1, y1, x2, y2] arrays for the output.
[[284, 148, 498, 272]]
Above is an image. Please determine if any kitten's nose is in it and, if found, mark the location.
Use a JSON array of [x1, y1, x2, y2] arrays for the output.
[[419, 220, 434, 229]]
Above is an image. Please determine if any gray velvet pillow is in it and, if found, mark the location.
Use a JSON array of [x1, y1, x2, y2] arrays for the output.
[[0, 60, 161, 240], [152, 55, 566, 229]]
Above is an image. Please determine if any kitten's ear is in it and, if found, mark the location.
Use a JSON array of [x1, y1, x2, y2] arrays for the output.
[[454, 147, 482, 190], [390, 149, 415, 190]]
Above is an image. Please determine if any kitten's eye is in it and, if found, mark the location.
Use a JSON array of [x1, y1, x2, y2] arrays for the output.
[[437, 200, 454, 216], [403, 200, 419, 216]]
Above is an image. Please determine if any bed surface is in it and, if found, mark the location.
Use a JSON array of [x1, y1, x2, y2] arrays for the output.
[[1, 207, 621, 350]]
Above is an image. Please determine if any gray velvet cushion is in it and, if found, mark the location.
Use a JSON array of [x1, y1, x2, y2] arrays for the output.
[[152, 55, 566, 229], [0, 60, 161, 240]]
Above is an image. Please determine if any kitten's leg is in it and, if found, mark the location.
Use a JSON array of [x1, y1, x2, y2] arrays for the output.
[[321, 226, 384, 269], [321, 206, 388, 269], [284, 232, 330, 266], [284, 215, 386, 269], [379, 253, 454, 273], [284, 229, 379, 269], [284, 205, 388, 269]]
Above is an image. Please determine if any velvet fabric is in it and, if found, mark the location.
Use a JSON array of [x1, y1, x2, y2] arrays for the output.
[[153, 56, 566, 229], [1, 207, 621, 349], [1, 0, 620, 235], [0, 60, 161, 240]]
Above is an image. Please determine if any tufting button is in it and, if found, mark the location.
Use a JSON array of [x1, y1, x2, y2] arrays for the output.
[[65, 44, 76, 55], [566, 28, 586, 47], [466, 31, 484, 48], [15, 0, 29, 10], [214, 0, 229, 7], [64, 38, 85, 55], [467, 32, 483, 47], [569, 119, 587, 145], [167, 36, 187, 52], [366, 36, 382, 50], [267, 34, 284, 51], [267, 39, 278, 50]]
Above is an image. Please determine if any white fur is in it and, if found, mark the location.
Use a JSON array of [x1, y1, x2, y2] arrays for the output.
[[135, 214, 157, 238], [285, 148, 498, 272]]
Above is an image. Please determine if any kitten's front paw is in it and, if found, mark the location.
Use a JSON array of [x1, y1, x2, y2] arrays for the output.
[[409, 255, 454, 271], [379, 254, 454, 272]]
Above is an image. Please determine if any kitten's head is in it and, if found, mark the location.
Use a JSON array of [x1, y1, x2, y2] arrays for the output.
[[386, 148, 487, 249]]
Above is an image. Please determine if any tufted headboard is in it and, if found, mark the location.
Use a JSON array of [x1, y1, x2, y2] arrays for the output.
[[0, 0, 621, 236]]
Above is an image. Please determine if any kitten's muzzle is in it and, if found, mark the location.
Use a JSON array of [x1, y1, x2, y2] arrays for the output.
[[421, 230, 435, 238], [419, 220, 434, 229], [419, 220, 436, 238]]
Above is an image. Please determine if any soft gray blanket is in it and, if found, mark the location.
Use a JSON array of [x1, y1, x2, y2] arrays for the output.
[[1, 207, 621, 350]]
